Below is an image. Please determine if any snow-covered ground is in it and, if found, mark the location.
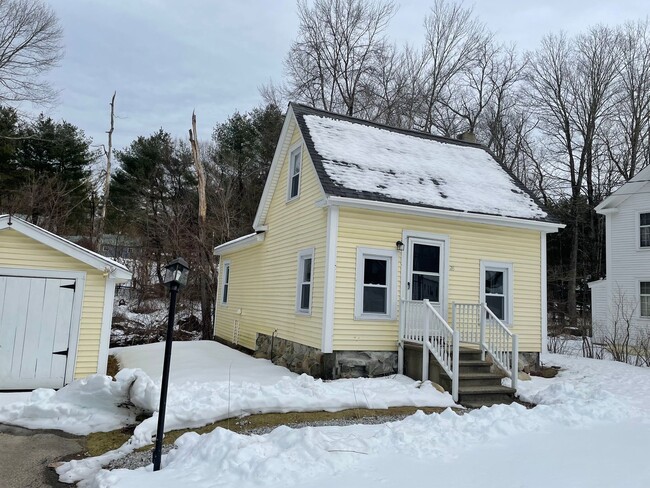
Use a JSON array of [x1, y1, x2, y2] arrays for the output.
[[2, 343, 649, 487], [91, 352, 650, 488]]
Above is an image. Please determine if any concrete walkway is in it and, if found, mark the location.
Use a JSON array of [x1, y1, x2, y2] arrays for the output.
[[0, 424, 85, 487]]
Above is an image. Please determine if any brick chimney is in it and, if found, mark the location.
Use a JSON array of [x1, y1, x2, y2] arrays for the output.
[[456, 131, 477, 144]]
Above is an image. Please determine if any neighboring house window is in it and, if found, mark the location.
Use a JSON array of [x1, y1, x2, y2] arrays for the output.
[[641, 213, 650, 248], [296, 249, 314, 313], [221, 261, 231, 305], [288, 146, 302, 200], [480, 262, 513, 323], [641, 282, 650, 318], [355, 248, 397, 319]]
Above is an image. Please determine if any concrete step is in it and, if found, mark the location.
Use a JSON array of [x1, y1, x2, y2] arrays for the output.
[[458, 350, 483, 362], [458, 384, 516, 408], [457, 360, 492, 374], [457, 372, 505, 387]]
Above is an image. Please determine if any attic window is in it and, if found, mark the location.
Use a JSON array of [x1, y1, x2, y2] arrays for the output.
[[288, 146, 302, 201], [641, 213, 650, 248]]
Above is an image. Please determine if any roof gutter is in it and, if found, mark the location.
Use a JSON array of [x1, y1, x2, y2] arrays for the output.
[[321, 196, 565, 233], [213, 232, 265, 256]]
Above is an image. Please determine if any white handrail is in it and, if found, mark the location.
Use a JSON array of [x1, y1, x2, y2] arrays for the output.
[[481, 303, 518, 390], [400, 299, 459, 402]]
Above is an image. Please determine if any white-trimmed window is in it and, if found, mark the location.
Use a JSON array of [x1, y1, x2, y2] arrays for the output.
[[641, 281, 650, 318], [287, 146, 302, 200], [641, 213, 650, 248], [355, 248, 397, 320], [296, 249, 314, 313], [221, 261, 231, 305], [480, 261, 513, 324]]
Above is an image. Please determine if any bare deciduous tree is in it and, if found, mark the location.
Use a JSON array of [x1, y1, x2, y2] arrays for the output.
[[284, 0, 396, 116], [0, 0, 63, 105], [418, 0, 490, 133]]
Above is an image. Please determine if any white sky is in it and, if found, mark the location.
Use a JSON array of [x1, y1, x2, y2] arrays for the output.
[[30, 0, 650, 151]]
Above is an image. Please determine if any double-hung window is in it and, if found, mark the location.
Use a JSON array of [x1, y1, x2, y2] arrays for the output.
[[355, 248, 397, 319], [221, 261, 231, 305], [288, 146, 302, 200], [480, 261, 513, 324], [641, 213, 650, 248], [296, 249, 314, 313], [641, 282, 650, 318]]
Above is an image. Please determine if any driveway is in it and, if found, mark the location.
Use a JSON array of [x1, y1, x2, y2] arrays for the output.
[[0, 424, 85, 487]]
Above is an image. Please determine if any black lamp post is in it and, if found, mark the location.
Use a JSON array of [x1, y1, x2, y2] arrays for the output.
[[152, 257, 190, 472]]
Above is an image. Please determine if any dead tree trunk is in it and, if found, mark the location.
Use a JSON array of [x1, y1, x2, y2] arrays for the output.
[[189, 111, 212, 340], [97, 91, 116, 249]]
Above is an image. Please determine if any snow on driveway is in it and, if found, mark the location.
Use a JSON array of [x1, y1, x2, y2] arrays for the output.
[[86, 353, 650, 488]]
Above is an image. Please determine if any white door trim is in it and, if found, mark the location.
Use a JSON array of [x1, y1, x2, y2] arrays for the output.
[[401, 231, 450, 320], [0, 267, 86, 386]]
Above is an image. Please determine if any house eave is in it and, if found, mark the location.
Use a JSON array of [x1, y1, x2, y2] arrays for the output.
[[213, 232, 265, 256], [323, 197, 564, 232]]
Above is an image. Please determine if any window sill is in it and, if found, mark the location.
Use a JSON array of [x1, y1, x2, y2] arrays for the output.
[[354, 314, 396, 321], [286, 195, 300, 204]]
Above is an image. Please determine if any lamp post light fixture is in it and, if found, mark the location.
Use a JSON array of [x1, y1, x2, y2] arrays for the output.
[[152, 257, 190, 472]]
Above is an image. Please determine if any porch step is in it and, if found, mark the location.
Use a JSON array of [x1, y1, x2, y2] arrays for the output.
[[402, 343, 516, 408], [458, 360, 492, 374], [457, 372, 504, 387], [458, 385, 516, 408]]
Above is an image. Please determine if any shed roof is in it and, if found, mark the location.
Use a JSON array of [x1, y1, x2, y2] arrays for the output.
[[0, 215, 131, 282]]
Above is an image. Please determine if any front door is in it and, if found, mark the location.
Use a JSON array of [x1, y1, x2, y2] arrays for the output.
[[406, 238, 446, 317]]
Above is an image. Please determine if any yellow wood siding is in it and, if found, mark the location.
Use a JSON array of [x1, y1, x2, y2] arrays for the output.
[[0, 228, 107, 378], [334, 207, 542, 353], [215, 124, 327, 350]]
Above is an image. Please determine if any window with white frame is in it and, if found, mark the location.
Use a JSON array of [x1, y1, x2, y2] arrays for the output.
[[355, 248, 397, 319], [641, 213, 650, 248], [641, 282, 650, 318], [481, 262, 513, 323], [296, 249, 314, 313], [288, 146, 302, 200], [221, 261, 231, 305]]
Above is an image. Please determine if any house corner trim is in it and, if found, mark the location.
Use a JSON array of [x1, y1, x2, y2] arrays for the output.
[[321, 205, 339, 353]]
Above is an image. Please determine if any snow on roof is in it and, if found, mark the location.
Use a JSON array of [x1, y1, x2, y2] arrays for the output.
[[301, 112, 548, 221]]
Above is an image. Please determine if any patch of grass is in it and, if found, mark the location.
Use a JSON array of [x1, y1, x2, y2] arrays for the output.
[[531, 366, 560, 378], [86, 426, 134, 457], [88, 406, 453, 456], [106, 355, 121, 379]]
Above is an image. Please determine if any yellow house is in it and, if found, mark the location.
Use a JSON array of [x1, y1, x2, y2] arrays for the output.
[[214, 104, 562, 398], [0, 216, 131, 389]]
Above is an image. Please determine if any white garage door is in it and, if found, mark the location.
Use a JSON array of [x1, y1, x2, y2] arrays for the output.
[[0, 275, 76, 389]]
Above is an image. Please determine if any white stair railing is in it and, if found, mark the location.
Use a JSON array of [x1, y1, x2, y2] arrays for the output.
[[399, 299, 459, 402], [480, 303, 518, 390]]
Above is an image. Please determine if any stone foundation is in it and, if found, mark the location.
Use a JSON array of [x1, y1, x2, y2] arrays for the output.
[[255, 333, 398, 379], [518, 352, 540, 372]]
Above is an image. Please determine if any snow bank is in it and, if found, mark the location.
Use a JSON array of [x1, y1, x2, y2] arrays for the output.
[[51, 341, 455, 484], [80, 351, 650, 487], [0, 369, 154, 435]]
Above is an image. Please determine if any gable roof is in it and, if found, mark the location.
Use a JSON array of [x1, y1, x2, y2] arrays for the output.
[[0, 215, 132, 282], [596, 164, 650, 213], [291, 103, 556, 224]]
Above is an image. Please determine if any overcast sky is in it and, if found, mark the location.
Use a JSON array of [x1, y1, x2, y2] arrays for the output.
[[31, 0, 650, 151]]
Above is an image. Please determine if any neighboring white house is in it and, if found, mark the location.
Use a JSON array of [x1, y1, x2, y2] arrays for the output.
[[589, 165, 650, 343]]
